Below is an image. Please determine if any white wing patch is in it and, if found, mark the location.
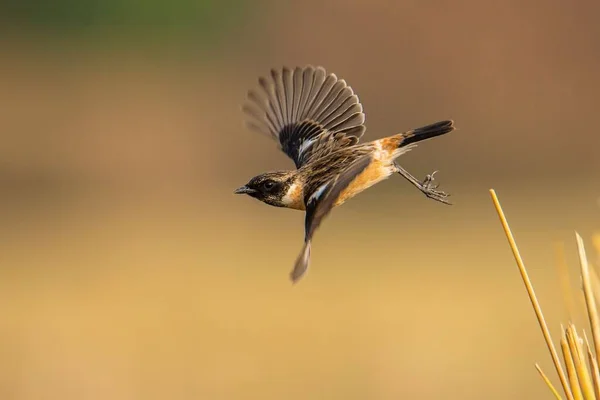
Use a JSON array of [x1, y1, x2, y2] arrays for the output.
[[298, 137, 317, 157], [308, 182, 329, 204]]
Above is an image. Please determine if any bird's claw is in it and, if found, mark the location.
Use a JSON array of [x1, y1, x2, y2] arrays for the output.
[[420, 171, 451, 205], [423, 171, 440, 189]]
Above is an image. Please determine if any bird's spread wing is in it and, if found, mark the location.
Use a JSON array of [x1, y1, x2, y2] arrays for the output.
[[289, 155, 373, 283], [243, 66, 367, 168]]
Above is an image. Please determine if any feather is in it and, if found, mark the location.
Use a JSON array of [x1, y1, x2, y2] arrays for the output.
[[243, 66, 367, 168]]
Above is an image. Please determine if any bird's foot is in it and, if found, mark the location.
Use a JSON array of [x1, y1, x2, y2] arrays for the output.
[[419, 171, 451, 205]]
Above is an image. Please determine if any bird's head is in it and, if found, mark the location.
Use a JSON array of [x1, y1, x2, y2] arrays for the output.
[[234, 171, 300, 208]]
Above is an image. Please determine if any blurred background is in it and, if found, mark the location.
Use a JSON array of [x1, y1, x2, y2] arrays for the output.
[[1, 0, 600, 398]]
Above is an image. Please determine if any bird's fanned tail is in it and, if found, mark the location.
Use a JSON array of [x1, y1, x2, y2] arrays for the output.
[[399, 120, 455, 147]]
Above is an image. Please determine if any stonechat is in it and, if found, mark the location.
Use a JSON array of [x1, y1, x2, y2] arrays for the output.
[[235, 66, 455, 283]]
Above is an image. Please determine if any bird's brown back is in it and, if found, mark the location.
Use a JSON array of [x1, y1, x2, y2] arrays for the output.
[[298, 143, 376, 204]]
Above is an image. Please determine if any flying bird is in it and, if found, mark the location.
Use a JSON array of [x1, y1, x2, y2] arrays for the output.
[[235, 66, 455, 283]]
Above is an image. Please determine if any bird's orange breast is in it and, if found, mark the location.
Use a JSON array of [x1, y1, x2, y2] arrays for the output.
[[281, 182, 306, 210], [334, 158, 394, 206]]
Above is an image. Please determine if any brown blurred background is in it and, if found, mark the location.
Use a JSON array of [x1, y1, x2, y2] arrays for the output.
[[1, 0, 600, 398]]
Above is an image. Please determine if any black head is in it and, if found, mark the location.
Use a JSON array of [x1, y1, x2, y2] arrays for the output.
[[234, 171, 296, 207]]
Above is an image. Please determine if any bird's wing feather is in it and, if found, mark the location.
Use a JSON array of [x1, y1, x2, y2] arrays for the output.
[[289, 155, 373, 282], [243, 66, 367, 168]]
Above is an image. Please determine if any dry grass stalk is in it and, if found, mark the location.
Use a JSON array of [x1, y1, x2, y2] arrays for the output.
[[577, 233, 600, 365], [555, 242, 578, 323], [537, 363, 565, 400], [567, 323, 595, 399], [585, 334, 600, 399], [593, 235, 600, 263], [489, 189, 574, 400], [489, 189, 600, 400], [560, 326, 582, 400]]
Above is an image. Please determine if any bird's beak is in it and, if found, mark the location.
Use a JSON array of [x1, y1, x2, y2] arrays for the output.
[[234, 185, 256, 195]]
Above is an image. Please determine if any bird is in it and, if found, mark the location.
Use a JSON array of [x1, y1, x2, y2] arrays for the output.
[[234, 65, 455, 283]]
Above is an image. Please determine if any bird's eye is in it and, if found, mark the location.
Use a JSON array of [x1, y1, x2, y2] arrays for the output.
[[263, 181, 275, 190]]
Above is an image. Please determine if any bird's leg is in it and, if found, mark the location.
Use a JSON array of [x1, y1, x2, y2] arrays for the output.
[[393, 162, 451, 205]]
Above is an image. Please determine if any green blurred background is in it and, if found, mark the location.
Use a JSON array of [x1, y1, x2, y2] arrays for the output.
[[1, 0, 600, 398]]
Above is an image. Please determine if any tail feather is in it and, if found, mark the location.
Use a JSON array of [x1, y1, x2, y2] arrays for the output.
[[399, 120, 455, 147], [290, 241, 311, 284]]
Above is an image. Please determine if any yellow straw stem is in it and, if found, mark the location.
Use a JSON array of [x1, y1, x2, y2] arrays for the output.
[[489, 189, 574, 400], [555, 242, 577, 323], [566, 325, 596, 400], [588, 267, 600, 310], [562, 332, 584, 400], [586, 337, 600, 400], [537, 363, 566, 400], [577, 233, 600, 366]]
